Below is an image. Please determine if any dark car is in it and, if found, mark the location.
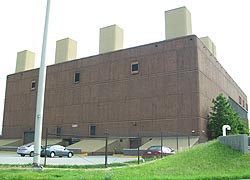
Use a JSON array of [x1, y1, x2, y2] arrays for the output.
[[41, 145, 73, 158], [142, 146, 175, 158]]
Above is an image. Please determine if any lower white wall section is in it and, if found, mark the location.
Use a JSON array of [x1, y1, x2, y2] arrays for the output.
[[219, 134, 250, 154]]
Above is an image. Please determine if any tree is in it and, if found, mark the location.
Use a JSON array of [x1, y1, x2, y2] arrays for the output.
[[208, 94, 249, 139]]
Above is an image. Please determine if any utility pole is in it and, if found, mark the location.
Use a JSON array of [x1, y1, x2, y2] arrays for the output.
[[32, 0, 51, 168]]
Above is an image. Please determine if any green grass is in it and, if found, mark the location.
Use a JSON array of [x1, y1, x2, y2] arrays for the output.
[[0, 162, 131, 169], [0, 140, 250, 180]]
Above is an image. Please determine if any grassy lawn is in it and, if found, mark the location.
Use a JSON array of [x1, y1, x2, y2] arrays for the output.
[[0, 140, 250, 180]]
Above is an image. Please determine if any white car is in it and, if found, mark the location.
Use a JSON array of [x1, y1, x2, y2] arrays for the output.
[[17, 144, 34, 157], [142, 146, 175, 158]]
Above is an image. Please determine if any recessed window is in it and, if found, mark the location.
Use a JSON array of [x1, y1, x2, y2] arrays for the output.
[[131, 62, 139, 74], [246, 103, 248, 111], [243, 100, 245, 108], [56, 127, 61, 136], [239, 96, 242, 105], [31, 81, 36, 90], [89, 125, 96, 136], [74, 72, 80, 83]]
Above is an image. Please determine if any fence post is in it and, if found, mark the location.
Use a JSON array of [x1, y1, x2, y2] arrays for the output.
[[160, 132, 163, 158], [176, 134, 179, 151], [188, 135, 190, 149], [104, 129, 108, 168], [43, 128, 48, 167], [137, 132, 141, 164]]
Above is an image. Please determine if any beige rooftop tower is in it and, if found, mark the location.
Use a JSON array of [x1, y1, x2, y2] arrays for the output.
[[200, 36, 217, 57], [15, 50, 35, 73], [55, 38, 77, 64], [99, 24, 123, 54], [165, 7, 192, 39]]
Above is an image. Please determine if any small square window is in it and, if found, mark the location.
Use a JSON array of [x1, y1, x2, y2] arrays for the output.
[[89, 125, 96, 136], [31, 81, 36, 90], [131, 62, 139, 74], [74, 72, 80, 83]]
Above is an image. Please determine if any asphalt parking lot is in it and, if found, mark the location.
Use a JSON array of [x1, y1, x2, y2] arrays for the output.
[[0, 152, 138, 165]]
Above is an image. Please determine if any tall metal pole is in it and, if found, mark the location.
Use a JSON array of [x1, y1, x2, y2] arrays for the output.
[[32, 0, 51, 167]]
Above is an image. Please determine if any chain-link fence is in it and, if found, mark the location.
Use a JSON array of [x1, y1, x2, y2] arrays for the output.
[[39, 129, 199, 167], [0, 130, 199, 167]]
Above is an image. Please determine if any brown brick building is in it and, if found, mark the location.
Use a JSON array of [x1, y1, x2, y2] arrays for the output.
[[2, 35, 248, 141]]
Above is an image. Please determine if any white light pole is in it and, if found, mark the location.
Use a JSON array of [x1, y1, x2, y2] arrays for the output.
[[32, 0, 51, 167]]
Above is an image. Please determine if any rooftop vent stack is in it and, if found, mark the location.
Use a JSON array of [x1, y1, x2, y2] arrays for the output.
[[165, 7, 192, 40], [55, 38, 77, 64], [99, 24, 123, 54], [200, 36, 217, 57], [15, 50, 35, 73]]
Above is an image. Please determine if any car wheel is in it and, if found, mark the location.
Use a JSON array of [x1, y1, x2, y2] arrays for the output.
[[21, 154, 25, 157], [50, 152, 55, 158], [68, 152, 73, 158], [30, 151, 34, 157]]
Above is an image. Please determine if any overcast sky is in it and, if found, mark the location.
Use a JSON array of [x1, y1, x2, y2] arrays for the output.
[[0, 0, 250, 135]]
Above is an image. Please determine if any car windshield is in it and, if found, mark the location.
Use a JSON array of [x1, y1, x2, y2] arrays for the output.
[[24, 144, 33, 147], [148, 146, 161, 151]]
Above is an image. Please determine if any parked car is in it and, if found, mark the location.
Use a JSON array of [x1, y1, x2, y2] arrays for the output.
[[41, 145, 73, 158], [17, 144, 44, 157], [141, 146, 175, 158], [17, 144, 34, 157]]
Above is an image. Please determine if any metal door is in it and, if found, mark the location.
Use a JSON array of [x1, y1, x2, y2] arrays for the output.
[[24, 131, 34, 144]]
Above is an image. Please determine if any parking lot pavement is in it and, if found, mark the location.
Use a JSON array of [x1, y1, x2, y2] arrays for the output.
[[0, 152, 138, 165]]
